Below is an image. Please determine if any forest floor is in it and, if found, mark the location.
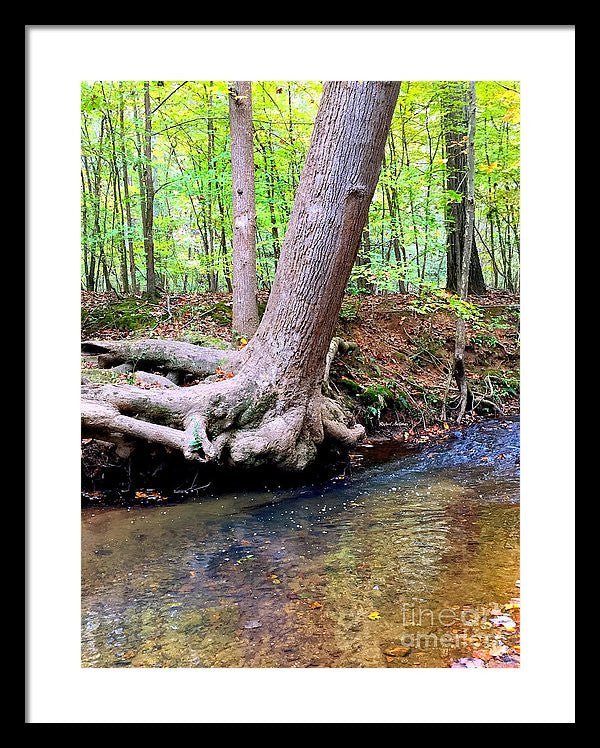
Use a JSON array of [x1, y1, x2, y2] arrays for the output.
[[81, 289, 519, 494]]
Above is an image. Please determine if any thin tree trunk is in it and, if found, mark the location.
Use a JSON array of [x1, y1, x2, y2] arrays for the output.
[[205, 84, 219, 293], [143, 82, 157, 298], [82, 160, 96, 291], [99, 173, 113, 292], [86, 117, 105, 291], [263, 138, 281, 261], [389, 128, 409, 292], [228, 81, 259, 338], [102, 83, 129, 294], [119, 84, 138, 294], [216, 184, 233, 293], [384, 183, 407, 293], [81, 169, 90, 289], [442, 82, 486, 295]]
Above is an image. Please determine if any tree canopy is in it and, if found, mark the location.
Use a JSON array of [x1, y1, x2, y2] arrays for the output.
[[81, 80, 520, 296]]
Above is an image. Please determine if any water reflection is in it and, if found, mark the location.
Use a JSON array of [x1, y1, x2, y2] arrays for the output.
[[82, 418, 519, 667]]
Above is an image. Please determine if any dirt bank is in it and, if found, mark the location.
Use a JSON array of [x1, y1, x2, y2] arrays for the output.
[[81, 290, 519, 499]]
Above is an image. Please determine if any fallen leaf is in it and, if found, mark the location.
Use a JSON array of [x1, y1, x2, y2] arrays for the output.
[[383, 645, 410, 657], [488, 642, 509, 657], [368, 611, 381, 620], [451, 657, 485, 668], [490, 614, 517, 629]]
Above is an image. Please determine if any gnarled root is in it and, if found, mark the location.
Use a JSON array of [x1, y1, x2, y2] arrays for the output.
[[82, 399, 194, 458], [180, 382, 364, 471], [321, 396, 365, 446], [323, 336, 357, 394], [81, 333, 365, 473], [82, 365, 365, 473], [82, 339, 240, 379]]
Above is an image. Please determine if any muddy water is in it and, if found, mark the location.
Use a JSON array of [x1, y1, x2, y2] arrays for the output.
[[82, 418, 519, 668]]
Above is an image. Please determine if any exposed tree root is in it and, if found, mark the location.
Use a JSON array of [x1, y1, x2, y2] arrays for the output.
[[80, 78, 400, 473], [82, 400, 191, 457], [323, 337, 357, 393], [81, 337, 364, 473], [82, 339, 240, 378]]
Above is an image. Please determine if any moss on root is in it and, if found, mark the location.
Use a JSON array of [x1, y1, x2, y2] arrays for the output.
[[177, 332, 231, 349]]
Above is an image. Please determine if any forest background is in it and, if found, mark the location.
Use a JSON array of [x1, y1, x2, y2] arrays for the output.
[[80, 80, 520, 298]]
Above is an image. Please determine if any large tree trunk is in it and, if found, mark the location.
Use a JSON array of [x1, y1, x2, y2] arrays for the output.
[[82, 81, 400, 472], [228, 81, 259, 338], [442, 82, 486, 296]]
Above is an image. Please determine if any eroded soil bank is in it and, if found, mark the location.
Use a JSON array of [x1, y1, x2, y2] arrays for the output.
[[81, 290, 519, 501]]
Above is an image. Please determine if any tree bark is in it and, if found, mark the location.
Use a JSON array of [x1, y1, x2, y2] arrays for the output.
[[143, 82, 157, 298], [228, 81, 259, 338], [442, 82, 486, 296], [101, 83, 130, 294], [119, 84, 138, 294], [82, 81, 400, 472]]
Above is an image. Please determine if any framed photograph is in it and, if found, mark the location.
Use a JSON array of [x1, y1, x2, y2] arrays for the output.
[[26, 25, 575, 724]]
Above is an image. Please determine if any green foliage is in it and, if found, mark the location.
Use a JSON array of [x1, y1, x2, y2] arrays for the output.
[[486, 314, 512, 330], [408, 284, 483, 322], [471, 332, 499, 348], [338, 378, 363, 395], [360, 384, 414, 427], [339, 301, 360, 322], [337, 378, 414, 428], [485, 373, 519, 397], [81, 79, 520, 296]]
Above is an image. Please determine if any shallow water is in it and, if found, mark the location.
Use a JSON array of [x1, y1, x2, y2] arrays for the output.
[[82, 418, 519, 668]]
